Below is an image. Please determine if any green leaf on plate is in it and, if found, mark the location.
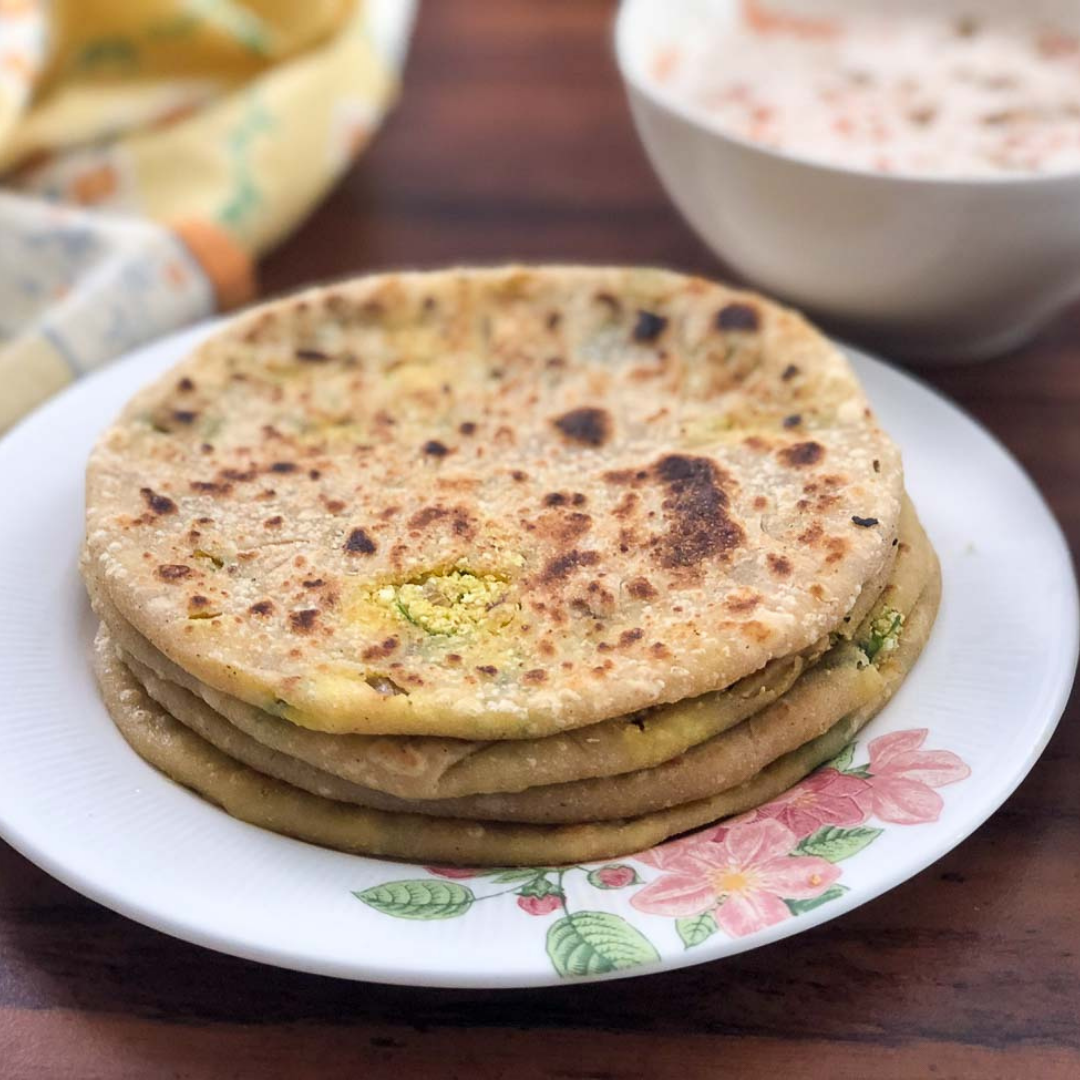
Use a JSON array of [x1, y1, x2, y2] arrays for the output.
[[517, 875, 563, 899], [828, 740, 857, 774], [784, 884, 848, 916], [795, 825, 883, 862], [546, 911, 660, 978], [353, 879, 474, 920], [675, 911, 718, 949]]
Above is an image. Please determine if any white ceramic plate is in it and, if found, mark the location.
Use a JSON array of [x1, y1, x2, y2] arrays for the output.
[[0, 324, 1075, 987]]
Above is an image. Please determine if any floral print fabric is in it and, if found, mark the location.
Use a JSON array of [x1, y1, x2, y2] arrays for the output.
[[0, 0, 413, 431]]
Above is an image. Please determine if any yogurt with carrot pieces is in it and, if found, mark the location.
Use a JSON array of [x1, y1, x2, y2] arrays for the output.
[[651, 2, 1080, 177]]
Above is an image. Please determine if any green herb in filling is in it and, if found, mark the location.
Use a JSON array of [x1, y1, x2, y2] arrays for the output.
[[863, 608, 904, 662]]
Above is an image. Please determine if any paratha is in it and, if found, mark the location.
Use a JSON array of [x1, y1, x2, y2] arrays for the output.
[[113, 498, 933, 823], [91, 562, 938, 865], [84, 517, 897, 800], [84, 267, 903, 739]]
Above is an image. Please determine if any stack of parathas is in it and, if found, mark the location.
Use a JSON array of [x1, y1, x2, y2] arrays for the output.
[[83, 267, 940, 865]]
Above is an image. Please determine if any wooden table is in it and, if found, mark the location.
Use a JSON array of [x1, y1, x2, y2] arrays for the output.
[[3, 3, 1078, 1077]]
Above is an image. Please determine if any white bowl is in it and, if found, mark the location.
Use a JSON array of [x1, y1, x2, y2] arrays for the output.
[[615, 0, 1080, 361]]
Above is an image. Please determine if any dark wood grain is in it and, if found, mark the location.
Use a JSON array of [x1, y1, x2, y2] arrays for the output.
[[2, 2, 1078, 1076]]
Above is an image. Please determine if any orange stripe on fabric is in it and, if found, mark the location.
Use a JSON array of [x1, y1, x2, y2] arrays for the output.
[[169, 217, 255, 310]]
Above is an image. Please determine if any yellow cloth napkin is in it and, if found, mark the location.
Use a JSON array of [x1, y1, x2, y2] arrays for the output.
[[0, 0, 414, 432]]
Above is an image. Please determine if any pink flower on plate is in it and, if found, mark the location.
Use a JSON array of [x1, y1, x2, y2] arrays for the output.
[[425, 867, 481, 879], [630, 819, 840, 938], [862, 729, 971, 824], [517, 894, 562, 916], [635, 823, 730, 872], [594, 865, 637, 888], [745, 767, 873, 838]]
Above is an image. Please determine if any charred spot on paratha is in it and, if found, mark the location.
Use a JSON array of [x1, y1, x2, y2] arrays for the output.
[[141, 488, 177, 516], [344, 527, 377, 555], [248, 600, 274, 616], [825, 536, 849, 564], [222, 467, 257, 483], [407, 504, 477, 540], [574, 580, 616, 618], [422, 440, 450, 457], [648, 455, 744, 570], [450, 511, 477, 539], [191, 480, 231, 495], [410, 506, 447, 528], [767, 554, 793, 577], [362, 637, 399, 661], [553, 407, 611, 447], [541, 549, 601, 584], [778, 441, 825, 468], [156, 564, 191, 581], [725, 592, 761, 614], [626, 576, 657, 600], [632, 310, 667, 342], [536, 509, 593, 545], [543, 491, 587, 508], [716, 303, 760, 331], [289, 609, 319, 633]]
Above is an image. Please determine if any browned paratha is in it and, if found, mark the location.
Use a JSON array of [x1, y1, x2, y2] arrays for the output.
[[91, 560, 938, 864], [113, 500, 932, 823], [84, 495, 900, 801], [84, 267, 903, 739]]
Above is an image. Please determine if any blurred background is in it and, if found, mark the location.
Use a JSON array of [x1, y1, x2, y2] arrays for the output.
[[265, 1, 696, 279]]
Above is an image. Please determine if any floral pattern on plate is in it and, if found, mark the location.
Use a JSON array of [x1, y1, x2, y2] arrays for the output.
[[353, 728, 971, 978]]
